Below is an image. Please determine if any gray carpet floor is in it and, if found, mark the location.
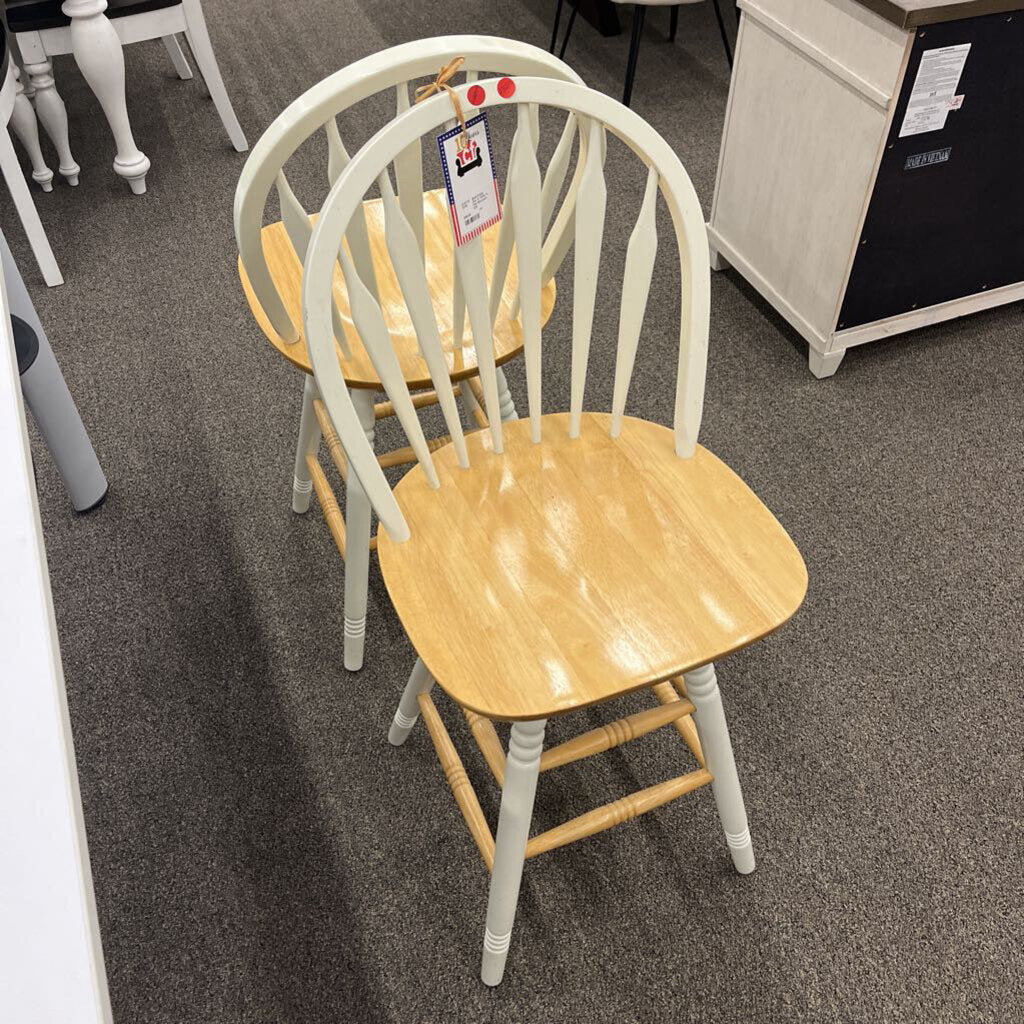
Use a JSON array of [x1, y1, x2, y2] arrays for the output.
[[8, 1, 1023, 1021]]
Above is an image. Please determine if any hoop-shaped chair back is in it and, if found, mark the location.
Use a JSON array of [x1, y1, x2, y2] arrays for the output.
[[234, 35, 586, 348], [302, 78, 710, 544]]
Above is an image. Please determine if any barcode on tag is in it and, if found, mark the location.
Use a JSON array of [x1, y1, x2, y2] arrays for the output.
[[437, 112, 502, 247]]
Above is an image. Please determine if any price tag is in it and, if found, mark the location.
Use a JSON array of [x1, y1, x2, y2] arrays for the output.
[[437, 112, 502, 247]]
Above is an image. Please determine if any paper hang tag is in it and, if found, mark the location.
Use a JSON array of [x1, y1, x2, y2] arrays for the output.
[[437, 112, 502, 247]]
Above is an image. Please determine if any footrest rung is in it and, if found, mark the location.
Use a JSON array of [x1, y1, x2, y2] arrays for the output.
[[464, 710, 506, 786], [652, 680, 705, 767], [312, 398, 348, 482], [306, 454, 346, 559]]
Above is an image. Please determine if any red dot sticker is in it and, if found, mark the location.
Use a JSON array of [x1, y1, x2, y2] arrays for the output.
[[467, 84, 485, 106], [497, 77, 516, 98]]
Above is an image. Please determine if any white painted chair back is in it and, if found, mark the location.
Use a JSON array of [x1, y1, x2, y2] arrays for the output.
[[234, 35, 586, 347], [302, 78, 710, 543]]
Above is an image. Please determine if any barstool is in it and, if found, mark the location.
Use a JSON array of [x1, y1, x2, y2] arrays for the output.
[[552, 0, 734, 107]]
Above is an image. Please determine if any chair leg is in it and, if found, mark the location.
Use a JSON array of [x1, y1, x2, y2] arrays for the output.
[[343, 389, 375, 672], [622, 6, 647, 108], [0, 127, 62, 286], [481, 719, 546, 986], [180, 0, 248, 152], [291, 374, 321, 513], [549, 0, 564, 53], [495, 367, 519, 422], [161, 34, 194, 80], [9, 68, 54, 191], [685, 664, 755, 874], [710, 0, 734, 67], [20, 56, 80, 186], [670, 5, 679, 42], [388, 658, 435, 745], [558, 0, 579, 60]]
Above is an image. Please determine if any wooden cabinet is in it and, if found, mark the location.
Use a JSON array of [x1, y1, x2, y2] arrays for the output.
[[708, 0, 1024, 376]]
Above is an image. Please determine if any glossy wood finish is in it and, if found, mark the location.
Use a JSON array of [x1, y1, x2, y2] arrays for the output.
[[238, 187, 557, 390], [378, 413, 808, 721]]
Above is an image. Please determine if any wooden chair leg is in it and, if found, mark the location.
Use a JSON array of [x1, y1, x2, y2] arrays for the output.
[[623, 6, 647, 107], [670, 4, 679, 42], [161, 34, 193, 80], [549, 0, 565, 54], [481, 719, 546, 986], [495, 367, 518, 422], [291, 375, 321, 513], [710, 0, 734, 67], [558, 0, 579, 60], [388, 658, 434, 745], [343, 389, 375, 671], [685, 664, 755, 874], [180, 0, 248, 152]]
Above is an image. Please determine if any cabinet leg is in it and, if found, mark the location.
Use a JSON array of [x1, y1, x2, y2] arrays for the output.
[[709, 241, 731, 272], [808, 347, 845, 379]]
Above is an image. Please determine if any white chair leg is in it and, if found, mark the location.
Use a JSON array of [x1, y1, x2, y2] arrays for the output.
[[20, 56, 80, 186], [161, 34, 193, 80], [388, 658, 435, 745], [291, 374, 321, 513], [180, 0, 248, 152], [343, 389, 375, 672], [481, 718, 546, 986], [685, 663, 755, 875], [0, 127, 63, 286], [62, 0, 151, 194], [9, 68, 54, 191], [495, 366, 519, 422]]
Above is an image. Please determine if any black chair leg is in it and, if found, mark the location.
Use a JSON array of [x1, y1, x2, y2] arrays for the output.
[[622, 5, 647, 107], [670, 5, 679, 42], [550, 0, 564, 53], [559, 0, 580, 59], [710, 0, 734, 67]]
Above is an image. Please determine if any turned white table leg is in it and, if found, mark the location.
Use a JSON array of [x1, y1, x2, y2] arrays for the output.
[[181, 0, 248, 152], [495, 366, 519, 422], [161, 34, 193, 80], [20, 57, 80, 186], [62, 0, 150, 194], [0, 127, 63, 286], [291, 374, 321, 513], [481, 718, 546, 986], [388, 658, 435, 746], [9, 67, 54, 192], [343, 388, 375, 672], [685, 663, 755, 874]]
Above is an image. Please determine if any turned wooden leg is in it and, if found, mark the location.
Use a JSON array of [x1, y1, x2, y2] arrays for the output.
[[161, 34, 193, 80], [181, 0, 248, 152], [291, 374, 321, 514], [808, 347, 845, 379], [9, 67, 54, 191], [481, 718, 546, 986], [495, 366, 519, 422], [685, 664, 755, 874], [20, 56, 80, 186], [343, 389, 375, 672], [62, 0, 150, 194], [0, 127, 63, 286], [388, 658, 435, 746]]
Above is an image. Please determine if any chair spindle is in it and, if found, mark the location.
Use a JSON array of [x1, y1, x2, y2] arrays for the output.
[[394, 82, 426, 261]]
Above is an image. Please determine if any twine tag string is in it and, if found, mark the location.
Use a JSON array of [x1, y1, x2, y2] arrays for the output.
[[415, 56, 470, 150]]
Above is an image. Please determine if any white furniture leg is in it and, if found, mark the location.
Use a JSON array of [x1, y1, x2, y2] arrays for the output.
[[481, 718, 546, 987], [20, 57, 80, 186], [343, 388, 375, 672], [709, 241, 731, 272], [9, 68, 54, 191], [62, 0, 151, 194], [808, 347, 845, 379], [180, 0, 248, 152], [291, 374, 321, 513], [495, 366, 519, 421], [388, 658, 435, 746], [685, 663, 755, 875], [161, 34, 193, 80], [0, 127, 63, 286]]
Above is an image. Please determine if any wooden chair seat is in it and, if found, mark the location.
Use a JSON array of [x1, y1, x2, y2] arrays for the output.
[[378, 412, 808, 721], [238, 186, 557, 390]]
